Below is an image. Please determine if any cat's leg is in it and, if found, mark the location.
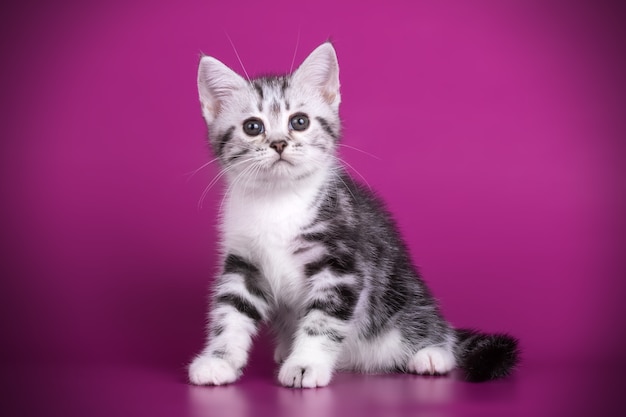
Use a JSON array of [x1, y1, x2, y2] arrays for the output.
[[188, 254, 270, 385], [278, 271, 358, 388]]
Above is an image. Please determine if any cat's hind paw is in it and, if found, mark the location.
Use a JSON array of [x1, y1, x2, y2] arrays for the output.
[[408, 346, 456, 375], [278, 357, 333, 388], [188, 355, 240, 385]]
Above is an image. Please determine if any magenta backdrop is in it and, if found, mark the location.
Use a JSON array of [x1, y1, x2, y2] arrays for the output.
[[2, 0, 625, 394]]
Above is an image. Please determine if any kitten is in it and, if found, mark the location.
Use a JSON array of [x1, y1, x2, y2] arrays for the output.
[[188, 42, 519, 388]]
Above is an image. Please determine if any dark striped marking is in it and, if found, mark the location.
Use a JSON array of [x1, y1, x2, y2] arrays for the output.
[[310, 192, 339, 222], [305, 253, 356, 277], [303, 326, 345, 343], [280, 77, 289, 96], [228, 149, 249, 163], [301, 231, 331, 244], [316, 116, 338, 141], [362, 283, 410, 339], [211, 324, 225, 337], [217, 126, 236, 156], [253, 82, 264, 111], [223, 254, 266, 300], [293, 245, 313, 255], [216, 293, 262, 321], [309, 140, 328, 152], [253, 82, 264, 100], [305, 285, 357, 321], [211, 349, 226, 359], [271, 100, 281, 114]]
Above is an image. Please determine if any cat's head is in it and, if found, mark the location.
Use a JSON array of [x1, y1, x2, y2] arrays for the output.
[[197, 42, 341, 188]]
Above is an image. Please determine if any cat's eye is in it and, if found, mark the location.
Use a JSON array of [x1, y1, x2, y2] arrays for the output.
[[243, 118, 264, 136], [289, 113, 310, 132]]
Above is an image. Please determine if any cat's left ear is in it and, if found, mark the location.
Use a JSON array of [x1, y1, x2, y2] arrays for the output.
[[292, 42, 341, 107]]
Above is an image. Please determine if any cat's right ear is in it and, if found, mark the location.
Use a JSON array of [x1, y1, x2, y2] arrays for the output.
[[197, 56, 247, 124]]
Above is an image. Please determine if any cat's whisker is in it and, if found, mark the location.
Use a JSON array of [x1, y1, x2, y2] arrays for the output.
[[224, 32, 251, 82], [334, 156, 372, 190], [238, 162, 257, 198], [222, 162, 255, 202], [306, 159, 358, 203], [188, 143, 259, 187], [289, 26, 301, 73], [198, 157, 257, 210], [335, 174, 357, 202], [218, 171, 242, 213], [185, 156, 222, 182], [251, 160, 263, 191], [202, 161, 238, 193], [338, 143, 381, 160], [219, 162, 258, 213]]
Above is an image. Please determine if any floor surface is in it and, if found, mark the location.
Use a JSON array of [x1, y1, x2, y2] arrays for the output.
[[4, 358, 624, 417]]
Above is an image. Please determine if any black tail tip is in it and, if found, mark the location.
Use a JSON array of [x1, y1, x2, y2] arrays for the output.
[[462, 333, 520, 382]]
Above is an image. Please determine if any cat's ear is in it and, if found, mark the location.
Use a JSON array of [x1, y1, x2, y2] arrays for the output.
[[197, 56, 248, 124], [292, 42, 341, 107]]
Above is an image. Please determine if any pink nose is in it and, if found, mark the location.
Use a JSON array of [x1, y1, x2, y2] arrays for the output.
[[270, 140, 288, 155]]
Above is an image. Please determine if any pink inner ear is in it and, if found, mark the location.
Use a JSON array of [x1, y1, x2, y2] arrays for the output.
[[323, 90, 337, 105], [203, 101, 217, 117], [292, 44, 341, 103]]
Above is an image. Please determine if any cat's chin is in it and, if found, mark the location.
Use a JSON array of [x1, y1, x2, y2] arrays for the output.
[[268, 167, 318, 183], [264, 158, 303, 177], [252, 163, 321, 189]]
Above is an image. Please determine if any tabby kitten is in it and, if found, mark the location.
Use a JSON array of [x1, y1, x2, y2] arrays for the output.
[[188, 42, 519, 388]]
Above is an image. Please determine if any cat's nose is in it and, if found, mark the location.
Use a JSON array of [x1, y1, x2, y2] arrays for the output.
[[270, 140, 288, 155]]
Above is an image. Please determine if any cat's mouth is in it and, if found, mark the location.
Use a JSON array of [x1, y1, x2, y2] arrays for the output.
[[271, 157, 294, 168]]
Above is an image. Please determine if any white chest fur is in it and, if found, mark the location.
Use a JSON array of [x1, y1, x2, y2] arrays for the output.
[[220, 178, 324, 304]]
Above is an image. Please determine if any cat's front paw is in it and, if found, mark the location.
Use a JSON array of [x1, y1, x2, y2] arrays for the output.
[[278, 356, 333, 388], [188, 355, 240, 386]]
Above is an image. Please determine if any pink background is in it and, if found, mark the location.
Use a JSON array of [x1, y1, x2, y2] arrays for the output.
[[2, 0, 625, 415]]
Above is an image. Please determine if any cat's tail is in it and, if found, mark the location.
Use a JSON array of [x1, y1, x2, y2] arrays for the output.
[[454, 328, 520, 382]]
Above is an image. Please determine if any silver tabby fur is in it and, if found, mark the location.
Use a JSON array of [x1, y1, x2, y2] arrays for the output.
[[188, 42, 519, 388]]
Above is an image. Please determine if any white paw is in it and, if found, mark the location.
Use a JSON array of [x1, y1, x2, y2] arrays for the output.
[[188, 355, 240, 385], [408, 346, 456, 375], [278, 356, 333, 388]]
